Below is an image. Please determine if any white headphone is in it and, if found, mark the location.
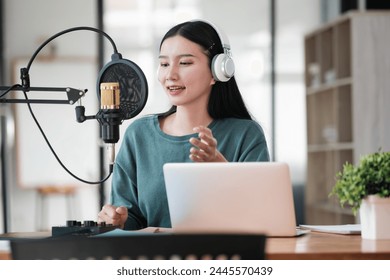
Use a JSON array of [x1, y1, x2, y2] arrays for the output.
[[194, 20, 235, 82]]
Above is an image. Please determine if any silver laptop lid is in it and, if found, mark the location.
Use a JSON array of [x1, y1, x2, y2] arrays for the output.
[[163, 162, 297, 236]]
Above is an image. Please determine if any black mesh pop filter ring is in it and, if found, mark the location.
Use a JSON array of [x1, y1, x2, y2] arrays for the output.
[[97, 54, 148, 120]]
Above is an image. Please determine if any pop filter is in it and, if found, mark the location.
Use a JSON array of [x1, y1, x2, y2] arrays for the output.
[[97, 53, 148, 120]]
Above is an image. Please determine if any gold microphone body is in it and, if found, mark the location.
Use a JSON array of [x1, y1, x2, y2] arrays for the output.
[[97, 82, 122, 166]]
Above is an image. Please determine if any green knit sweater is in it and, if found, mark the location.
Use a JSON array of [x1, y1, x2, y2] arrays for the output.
[[110, 114, 270, 229]]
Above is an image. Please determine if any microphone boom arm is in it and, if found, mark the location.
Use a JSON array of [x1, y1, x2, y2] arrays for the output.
[[0, 85, 86, 105]]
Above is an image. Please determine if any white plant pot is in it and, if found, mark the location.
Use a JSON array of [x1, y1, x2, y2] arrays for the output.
[[360, 195, 390, 240]]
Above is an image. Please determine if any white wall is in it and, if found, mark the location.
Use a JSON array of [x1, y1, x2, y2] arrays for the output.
[[275, 0, 321, 182], [2, 0, 99, 232], [4, 0, 98, 82]]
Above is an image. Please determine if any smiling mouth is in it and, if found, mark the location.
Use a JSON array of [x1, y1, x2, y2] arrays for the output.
[[167, 86, 186, 92]]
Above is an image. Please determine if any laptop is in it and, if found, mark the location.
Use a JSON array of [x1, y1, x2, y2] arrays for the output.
[[163, 162, 306, 237]]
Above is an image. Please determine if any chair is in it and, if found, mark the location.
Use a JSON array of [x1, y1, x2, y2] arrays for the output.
[[11, 233, 266, 260], [35, 185, 76, 231]]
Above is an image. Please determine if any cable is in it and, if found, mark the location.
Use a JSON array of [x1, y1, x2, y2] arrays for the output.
[[26, 26, 118, 72], [3, 27, 118, 184], [0, 84, 22, 98], [22, 90, 112, 185], [21, 26, 118, 184]]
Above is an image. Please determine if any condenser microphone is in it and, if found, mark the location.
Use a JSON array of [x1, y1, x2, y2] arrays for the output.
[[96, 82, 122, 166], [99, 82, 121, 143], [95, 53, 148, 166]]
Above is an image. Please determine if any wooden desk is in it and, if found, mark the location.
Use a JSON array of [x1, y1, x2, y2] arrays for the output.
[[266, 232, 390, 259], [0, 251, 10, 260], [1, 232, 390, 260]]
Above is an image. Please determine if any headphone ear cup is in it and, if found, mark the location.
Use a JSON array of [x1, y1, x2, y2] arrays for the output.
[[211, 54, 235, 82]]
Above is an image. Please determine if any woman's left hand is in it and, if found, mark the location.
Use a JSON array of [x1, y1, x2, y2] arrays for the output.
[[189, 126, 227, 162]]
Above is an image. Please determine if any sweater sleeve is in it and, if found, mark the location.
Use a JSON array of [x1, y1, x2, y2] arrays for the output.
[[110, 161, 147, 230], [109, 119, 148, 230], [214, 118, 270, 162], [238, 121, 270, 162]]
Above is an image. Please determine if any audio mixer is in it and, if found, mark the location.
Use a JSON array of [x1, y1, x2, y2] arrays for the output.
[[52, 220, 117, 237]]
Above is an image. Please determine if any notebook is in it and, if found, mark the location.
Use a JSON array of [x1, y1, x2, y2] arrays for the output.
[[163, 162, 306, 237]]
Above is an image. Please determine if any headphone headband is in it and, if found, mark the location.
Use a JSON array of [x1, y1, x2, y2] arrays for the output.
[[191, 19, 235, 82], [201, 20, 231, 51]]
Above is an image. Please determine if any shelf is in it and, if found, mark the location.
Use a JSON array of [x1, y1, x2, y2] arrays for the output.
[[305, 16, 351, 89], [304, 11, 390, 225], [308, 142, 354, 153], [313, 202, 354, 216], [306, 84, 352, 146], [305, 204, 356, 225], [306, 77, 352, 95]]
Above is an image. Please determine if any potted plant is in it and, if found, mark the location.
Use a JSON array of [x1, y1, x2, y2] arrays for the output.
[[330, 150, 390, 239]]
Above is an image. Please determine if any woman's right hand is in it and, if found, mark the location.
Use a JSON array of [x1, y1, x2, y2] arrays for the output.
[[97, 204, 128, 229]]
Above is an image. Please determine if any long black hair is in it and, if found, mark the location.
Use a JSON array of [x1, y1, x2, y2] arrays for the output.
[[158, 20, 252, 120]]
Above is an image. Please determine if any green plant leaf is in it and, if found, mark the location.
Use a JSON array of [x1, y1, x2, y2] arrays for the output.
[[329, 151, 390, 215]]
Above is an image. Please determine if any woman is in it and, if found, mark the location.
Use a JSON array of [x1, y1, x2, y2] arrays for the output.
[[97, 20, 270, 230]]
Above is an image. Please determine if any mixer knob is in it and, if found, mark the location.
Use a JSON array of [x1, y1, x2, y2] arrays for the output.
[[84, 220, 96, 227], [66, 220, 78, 227]]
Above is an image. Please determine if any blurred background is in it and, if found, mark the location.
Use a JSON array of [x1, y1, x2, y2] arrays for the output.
[[0, 0, 388, 232]]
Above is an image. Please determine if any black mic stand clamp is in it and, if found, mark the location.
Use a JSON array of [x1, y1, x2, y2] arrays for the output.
[[75, 104, 123, 149], [95, 108, 123, 145], [75, 104, 123, 170], [96, 108, 123, 170]]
